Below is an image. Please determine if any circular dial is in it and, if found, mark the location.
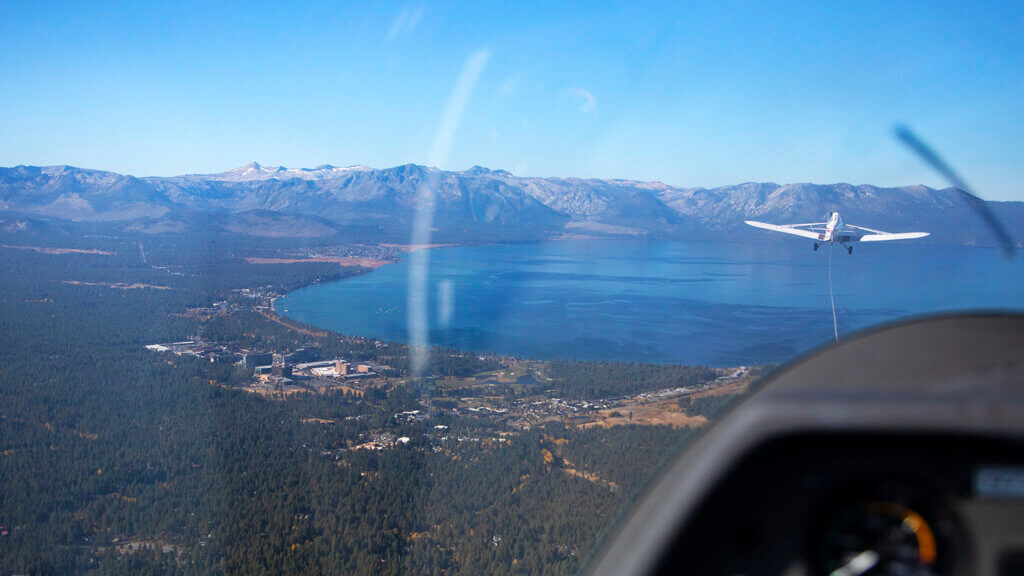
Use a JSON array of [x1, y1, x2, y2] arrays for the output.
[[820, 500, 945, 576]]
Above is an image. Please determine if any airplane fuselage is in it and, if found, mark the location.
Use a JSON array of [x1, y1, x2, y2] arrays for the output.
[[819, 212, 841, 242], [813, 212, 856, 254]]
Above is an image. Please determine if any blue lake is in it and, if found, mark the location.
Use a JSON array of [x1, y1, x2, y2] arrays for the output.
[[276, 240, 1024, 366]]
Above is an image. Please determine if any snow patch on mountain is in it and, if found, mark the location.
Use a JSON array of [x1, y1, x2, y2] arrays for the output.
[[206, 162, 373, 182]]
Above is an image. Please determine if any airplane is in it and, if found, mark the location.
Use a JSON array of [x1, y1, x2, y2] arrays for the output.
[[588, 130, 1019, 576], [744, 211, 929, 254]]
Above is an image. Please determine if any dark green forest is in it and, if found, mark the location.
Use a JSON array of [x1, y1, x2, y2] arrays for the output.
[[543, 361, 716, 400], [0, 227, 723, 575], [678, 393, 742, 420]]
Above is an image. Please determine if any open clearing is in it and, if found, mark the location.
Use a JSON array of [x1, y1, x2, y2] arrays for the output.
[[2, 244, 114, 255], [577, 378, 751, 430], [63, 280, 171, 290]]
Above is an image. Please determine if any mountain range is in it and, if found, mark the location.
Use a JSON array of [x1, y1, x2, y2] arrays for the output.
[[1, 162, 1021, 246]]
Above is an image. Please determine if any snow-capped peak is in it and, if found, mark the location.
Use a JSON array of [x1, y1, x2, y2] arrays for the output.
[[208, 163, 373, 182]]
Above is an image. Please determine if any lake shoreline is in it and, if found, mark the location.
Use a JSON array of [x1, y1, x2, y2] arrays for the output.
[[273, 240, 1021, 367]]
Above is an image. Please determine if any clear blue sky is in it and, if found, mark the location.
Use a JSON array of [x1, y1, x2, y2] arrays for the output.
[[1, 1, 1022, 199]]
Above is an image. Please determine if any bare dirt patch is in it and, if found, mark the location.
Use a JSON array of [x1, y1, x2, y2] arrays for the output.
[[2, 244, 114, 255], [577, 378, 752, 429], [300, 418, 336, 424], [62, 280, 171, 290], [581, 399, 708, 429], [238, 387, 312, 399]]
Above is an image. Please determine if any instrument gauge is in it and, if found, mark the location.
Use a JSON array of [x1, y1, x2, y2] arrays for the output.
[[819, 500, 952, 576]]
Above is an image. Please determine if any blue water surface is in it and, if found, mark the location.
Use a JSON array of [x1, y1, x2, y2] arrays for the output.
[[277, 240, 1024, 366]]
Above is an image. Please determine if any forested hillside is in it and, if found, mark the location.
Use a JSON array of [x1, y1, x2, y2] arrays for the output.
[[0, 230, 717, 575]]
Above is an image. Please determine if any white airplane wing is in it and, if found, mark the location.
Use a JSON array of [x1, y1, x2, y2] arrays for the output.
[[745, 220, 823, 240], [859, 232, 930, 242], [847, 224, 889, 235]]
